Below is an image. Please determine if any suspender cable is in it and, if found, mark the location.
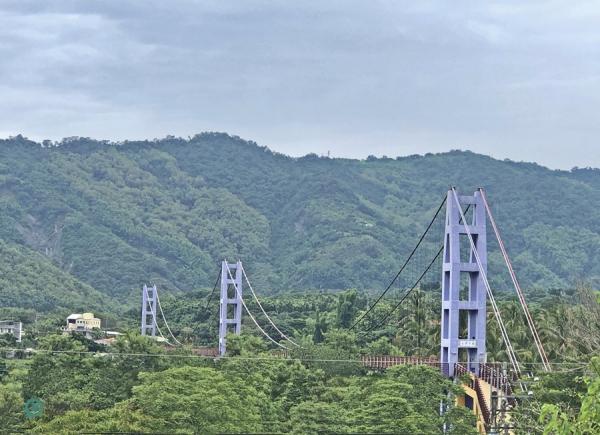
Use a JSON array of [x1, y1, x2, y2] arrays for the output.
[[155, 289, 184, 346], [142, 284, 173, 346], [451, 188, 522, 378], [358, 204, 469, 334], [241, 266, 300, 347], [479, 188, 551, 372], [224, 262, 288, 350], [349, 195, 447, 330]]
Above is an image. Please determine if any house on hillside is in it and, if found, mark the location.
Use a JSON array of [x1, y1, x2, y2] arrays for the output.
[[65, 312, 101, 335], [0, 320, 22, 342]]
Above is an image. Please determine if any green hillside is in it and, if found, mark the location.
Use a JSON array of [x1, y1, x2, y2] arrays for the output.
[[0, 241, 113, 315], [1, 133, 599, 312]]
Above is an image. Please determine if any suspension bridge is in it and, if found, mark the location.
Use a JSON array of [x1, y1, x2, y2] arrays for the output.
[[140, 187, 553, 434]]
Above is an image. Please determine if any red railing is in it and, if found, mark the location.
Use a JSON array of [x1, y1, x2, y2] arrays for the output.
[[361, 355, 440, 369], [477, 363, 515, 398], [454, 363, 475, 388], [474, 378, 491, 424], [455, 363, 491, 425]]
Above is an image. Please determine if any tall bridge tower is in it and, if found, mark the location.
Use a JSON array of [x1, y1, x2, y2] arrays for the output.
[[441, 189, 487, 377], [141, 284, 157, 337], [219, 260, 243, 356]]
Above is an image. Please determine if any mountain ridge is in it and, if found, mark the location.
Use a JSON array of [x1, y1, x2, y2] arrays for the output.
[[1, 133, 599, 313]]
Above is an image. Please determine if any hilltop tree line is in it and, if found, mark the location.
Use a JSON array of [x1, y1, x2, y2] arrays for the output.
[[1, 133, 600, 315]]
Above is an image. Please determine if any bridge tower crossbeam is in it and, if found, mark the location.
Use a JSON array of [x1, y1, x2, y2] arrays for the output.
[[141, 284, 157, 337], [219, 260, 243, 356], [441, 189, 487, 377]]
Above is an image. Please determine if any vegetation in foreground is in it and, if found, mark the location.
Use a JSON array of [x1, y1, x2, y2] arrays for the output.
[[1, 285, 598, 433]]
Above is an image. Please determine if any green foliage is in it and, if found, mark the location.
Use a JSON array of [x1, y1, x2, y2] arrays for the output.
[[336, 289, 363, 328], [4, 331, 482, 433], [2, 134, 600, 318], [539, 358, 600, 434], [0, 241, 112, 313], [22, 333, 167, 420], [130, 366, 265, 433], [288, 401, 350, 434], [1, 134, 600, 433], [0, 382, 24, 432]]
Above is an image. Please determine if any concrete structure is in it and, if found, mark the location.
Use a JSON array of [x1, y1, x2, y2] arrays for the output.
[[441, 189, 487, 377], [455, 363, 515, 434], [66, 313, 101, 332], [219, 260, 243, 356], [141, 284, 157, 337], [0, 320, 22, 342]]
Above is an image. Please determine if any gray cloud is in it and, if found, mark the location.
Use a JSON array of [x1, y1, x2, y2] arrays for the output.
[[0, 0, 598, 168]]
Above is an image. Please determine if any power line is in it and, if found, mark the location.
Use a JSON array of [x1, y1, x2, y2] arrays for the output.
[[349, 195, 447, 330], [0, 348, 590, 369]]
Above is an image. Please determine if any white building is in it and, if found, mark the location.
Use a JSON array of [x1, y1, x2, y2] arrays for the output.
[[66, 313, 101, 332], [0, 321, 22, 342]]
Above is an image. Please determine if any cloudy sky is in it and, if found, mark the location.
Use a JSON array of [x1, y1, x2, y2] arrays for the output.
[[1, 1, 598, 169]]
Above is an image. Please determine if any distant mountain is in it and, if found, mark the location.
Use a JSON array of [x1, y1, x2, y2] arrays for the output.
[[1, 133, 599, 312]]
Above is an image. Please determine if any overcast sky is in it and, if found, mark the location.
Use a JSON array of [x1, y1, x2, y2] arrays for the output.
[[1, 1, 599, 169]]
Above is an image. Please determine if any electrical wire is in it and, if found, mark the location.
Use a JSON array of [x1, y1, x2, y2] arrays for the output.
[[349, 195, 447, 330], [0, 348, 590, 371]]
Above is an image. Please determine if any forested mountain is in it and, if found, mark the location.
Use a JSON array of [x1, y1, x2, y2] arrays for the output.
[[1, 133, 599, 313]]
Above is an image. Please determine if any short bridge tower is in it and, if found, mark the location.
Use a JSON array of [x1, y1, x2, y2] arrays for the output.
[[219, 260, 243, 356], [141, 284, 157, 337]]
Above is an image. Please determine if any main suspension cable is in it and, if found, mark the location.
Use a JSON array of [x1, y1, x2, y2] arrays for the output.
[[451, 188, 521, 379], [204, 272, 221, 311], [241, 266, 300, 347], [155, 288, 184, 346], [479, 187, 551, 372], [356, 201, 467, 334], [142, 284, 173, 346], [349, 195, 447, 330]]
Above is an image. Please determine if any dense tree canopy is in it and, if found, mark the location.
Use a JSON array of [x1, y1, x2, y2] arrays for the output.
[[1, 133, 600, 315], [1, 133, 599, 433]]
